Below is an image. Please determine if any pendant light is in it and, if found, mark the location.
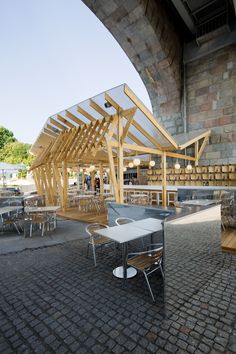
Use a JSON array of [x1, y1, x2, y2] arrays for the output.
[[174, 160, 180, 170], [149, 160, 155, 167], [133, 158, 141, 166], [186, 162, 192, 171]]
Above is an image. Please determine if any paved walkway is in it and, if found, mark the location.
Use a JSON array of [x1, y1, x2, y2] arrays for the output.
[[0, 219, 235, 353], [0, 218, 88, 255]]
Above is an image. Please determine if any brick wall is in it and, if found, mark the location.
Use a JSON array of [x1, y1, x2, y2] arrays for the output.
[[186, 45, 236, 165]]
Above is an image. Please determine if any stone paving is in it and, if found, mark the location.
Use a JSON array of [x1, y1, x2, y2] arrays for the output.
[[0, 219, 235, 353]]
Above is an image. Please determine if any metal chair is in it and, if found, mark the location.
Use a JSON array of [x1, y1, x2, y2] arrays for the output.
[[127, 243, 164, 302], [115, 217, 135, 225], [1, 215, 21, 234], [28, 213, 48, 237], [115, 217, 145, 248], [85, 223, 114, 266]]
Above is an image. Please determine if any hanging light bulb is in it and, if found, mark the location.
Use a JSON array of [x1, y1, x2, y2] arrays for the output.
[[133, 158, 141, 166], [186, 163, 192, 170], [106, 168, 110, 173], [123, 167, 127, 172], [149, 160, 155, 167], [128, 162, 134, 168], [174, 160, 180, 170], [89, 165, 95, 172]]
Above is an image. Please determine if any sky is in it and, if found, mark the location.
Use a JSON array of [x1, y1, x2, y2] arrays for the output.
[[0, 0, 151, 144]]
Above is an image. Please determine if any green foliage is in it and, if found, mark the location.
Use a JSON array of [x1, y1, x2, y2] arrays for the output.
[[17, 169, 28, 179], [0, 141, 33, 165], [0, 126, 33, 169], [0, 126, 16, 149]]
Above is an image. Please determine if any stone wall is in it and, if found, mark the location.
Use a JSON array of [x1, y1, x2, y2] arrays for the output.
[[83, 1, 236, 164], [186, 45, 236, 164], [82, 0, 184, 135]]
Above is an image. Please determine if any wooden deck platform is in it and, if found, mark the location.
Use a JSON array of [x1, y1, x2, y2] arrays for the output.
[[57, 207, 108, 224], [221, 228, 236, 253]]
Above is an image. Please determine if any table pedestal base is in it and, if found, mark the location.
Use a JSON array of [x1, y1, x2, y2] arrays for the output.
[[113, 266, 137, 279]]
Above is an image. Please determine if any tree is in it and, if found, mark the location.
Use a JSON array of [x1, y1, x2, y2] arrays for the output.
[[0, 126, 16, 150], [0, 141, 33, 165]]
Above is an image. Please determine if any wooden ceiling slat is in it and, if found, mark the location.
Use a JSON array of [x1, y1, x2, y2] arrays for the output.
[[79, 120, 100, 157], [65, 110, 84, 126], [77, 105, 96, 122], [90, 99, 107, 117], [50, 117, 67, 131], [43, 128, 58, 138], [57, 114, 75, 129]]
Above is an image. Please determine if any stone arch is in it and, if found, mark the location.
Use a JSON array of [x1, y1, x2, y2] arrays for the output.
[[82, 0, 183, 134]]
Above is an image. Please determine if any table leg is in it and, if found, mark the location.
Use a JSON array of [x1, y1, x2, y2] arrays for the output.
[[112, 242, 137, 279], [122, 242, 128, 279]]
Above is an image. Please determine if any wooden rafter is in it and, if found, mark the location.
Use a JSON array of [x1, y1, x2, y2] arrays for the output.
[[57, 114, 75, 129], [65, 110, 84, 126], [77, 105, 96, 122], [50, 117, 67, 131]]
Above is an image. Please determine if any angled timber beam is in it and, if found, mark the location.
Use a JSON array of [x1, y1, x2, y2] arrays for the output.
[[46, 123, 60, 135], [86, 118, 106, 153], [123, 109, 137, 140], [178, 130, 211, 150], [79, 120, 100, 156], [50, 117, 67, 131], [124, 84, 178, 149], [65, 110, 84, 125], [57, 114, 75, 129], [106, 137, 119, 202], [77, 105, 96, 122], [197, 135, 209, 161], [111, 142, 195, 161], [104, 94, 162, 149], [70, 125, 87, 160], [44, 128, 58, 138], [90, 99, 107, 117]]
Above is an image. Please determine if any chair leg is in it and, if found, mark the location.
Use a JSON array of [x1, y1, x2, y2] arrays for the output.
[[159, 263, 165, 280], [86, 243, 90, 258], [92, 244, 97, 267], [13, 222, 21, 235], [41, 223, 45, 237], [143, 272, 155, 302], [30, 223, 33, 237]]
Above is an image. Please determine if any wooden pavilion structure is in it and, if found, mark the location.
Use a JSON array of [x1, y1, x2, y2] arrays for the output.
[[30, 84, 210, 209]]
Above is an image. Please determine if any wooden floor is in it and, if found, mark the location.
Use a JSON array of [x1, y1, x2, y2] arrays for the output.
[[221, 228, 236, 253], [57, 207, 108, 224]]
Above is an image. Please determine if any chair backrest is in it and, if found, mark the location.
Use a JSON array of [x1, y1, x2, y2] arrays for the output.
[[85, 223, 109, 237], [149, 246, 163, 262], [115, 217, 134, 225]]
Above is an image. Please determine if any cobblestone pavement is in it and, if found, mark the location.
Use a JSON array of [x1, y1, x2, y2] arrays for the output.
[[0, 224, 235, 353]]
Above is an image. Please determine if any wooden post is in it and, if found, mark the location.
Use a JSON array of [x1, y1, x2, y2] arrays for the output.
[[52, 163, 63, 207], [195, 141, 199, 166], [45, 164, 54, 205], [40, 167, 51, 205], [106, 138, 119, 202], [99, 164, 104, 195], [91, 171, 95, 191], [118, 110, 124, 203], [82, 169, 85, 192], [62, 161, 68, 211], [137, 165, 141, 182], [162, 152, 167, 208]]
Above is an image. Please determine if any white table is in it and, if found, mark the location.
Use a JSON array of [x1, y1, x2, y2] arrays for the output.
[[0, 206, 22, 216], [0, 206, 22, 224], [181, 199, 219, 206], [25, 206, 60, 213], [96, 218, 163, 279], [131, 218, 163, 232]]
